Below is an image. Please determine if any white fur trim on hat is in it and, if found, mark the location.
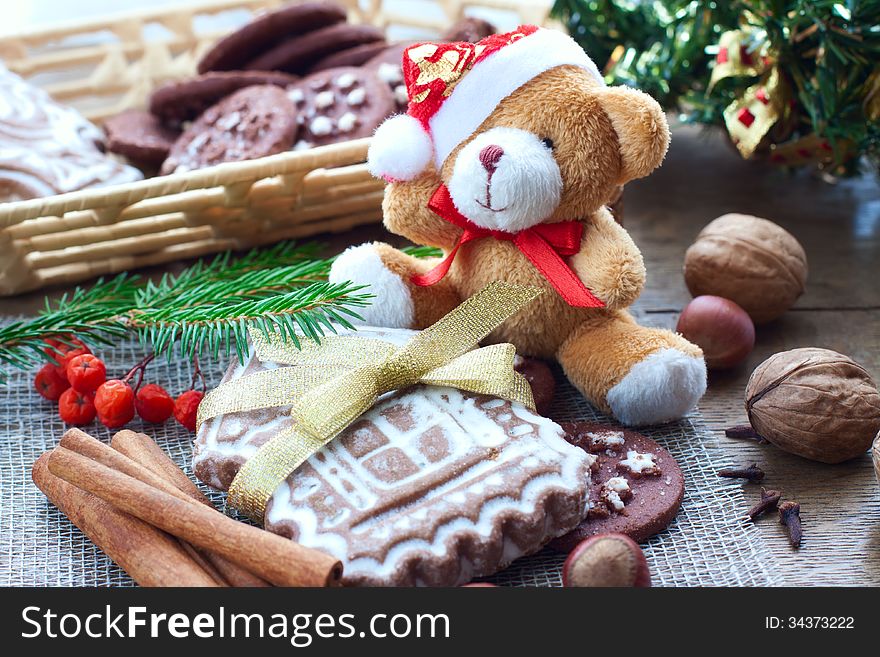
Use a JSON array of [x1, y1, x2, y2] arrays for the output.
[[430, 28, 604, 168], [367, 114, 434, 181]]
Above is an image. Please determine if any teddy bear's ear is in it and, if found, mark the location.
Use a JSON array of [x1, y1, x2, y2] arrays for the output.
[[595, 86, 670, 184]]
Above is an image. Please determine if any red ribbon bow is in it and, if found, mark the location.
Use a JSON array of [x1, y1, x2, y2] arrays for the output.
[[411, 185, 605, 308]]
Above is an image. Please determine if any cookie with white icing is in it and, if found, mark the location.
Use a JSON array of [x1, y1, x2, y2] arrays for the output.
[[285, 67, 394, 150], [0, 65, 142, 202], [193, 327, 593, 587], [549, 422, 684, 552], [160, 85, 298, 175], [364, 43, 416, 113]]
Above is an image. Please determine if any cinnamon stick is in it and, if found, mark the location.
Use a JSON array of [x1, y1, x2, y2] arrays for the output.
[[32, 452, 220, 588], [47, 446, 343, 587], [110, 430, 270, 587]]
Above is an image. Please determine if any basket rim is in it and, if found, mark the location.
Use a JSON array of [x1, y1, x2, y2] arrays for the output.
[[0, 138, 373, 227]]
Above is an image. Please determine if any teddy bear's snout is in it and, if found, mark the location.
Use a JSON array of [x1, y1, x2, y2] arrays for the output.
[[447, 126, 563, 233]]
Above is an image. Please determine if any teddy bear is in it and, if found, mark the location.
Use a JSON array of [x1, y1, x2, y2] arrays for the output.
[[329, 25, 706, 426]]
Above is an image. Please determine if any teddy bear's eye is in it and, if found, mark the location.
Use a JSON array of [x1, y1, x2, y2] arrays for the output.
[[541, 137, 554, 150]]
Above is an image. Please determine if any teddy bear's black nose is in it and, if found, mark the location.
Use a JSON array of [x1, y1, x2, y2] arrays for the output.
[[478, 145, 504, 173]]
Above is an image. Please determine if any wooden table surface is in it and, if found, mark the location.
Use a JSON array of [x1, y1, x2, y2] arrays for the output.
[[3, 123, 878, 585]]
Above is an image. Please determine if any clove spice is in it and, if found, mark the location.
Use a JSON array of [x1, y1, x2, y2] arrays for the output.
[[778, 501, 803, 548], [718, 463, 765, 483], [724, 424, 768, 444], [747, 488, 782, 520]]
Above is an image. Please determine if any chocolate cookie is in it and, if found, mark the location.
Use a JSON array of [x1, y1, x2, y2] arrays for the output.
[[514, 356, 556, 416], [160, 85, 298, 175], [364, 43, 413, 111], [286, 67, 393, 149], [549, 422, 684, 552], [245, 23, 385, 75], [149, 71, 298, 126], [307, 40, 389, 73], [103, 109, 180, 168], [197, 1, 347, 74], [441, 16, 497, 42]]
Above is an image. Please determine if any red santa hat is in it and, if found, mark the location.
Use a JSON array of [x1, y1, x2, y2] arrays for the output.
[[367, 25, 605, 181]]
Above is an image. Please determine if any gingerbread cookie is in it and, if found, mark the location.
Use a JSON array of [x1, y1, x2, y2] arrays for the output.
[[549, 422, 684, 552], [441, 16, 497, 42], [197, 1, 347, 74], [160, 85, 298, 175], [286, 67, 393, 149], [194, 327, 594, 587], [245, 23, 385, 75], [364, 43, 413, 112], [307, 41, 389, 73], [0, 65, 141, 201], [103, 110, 180, 169], [149, 71, 298, 126]]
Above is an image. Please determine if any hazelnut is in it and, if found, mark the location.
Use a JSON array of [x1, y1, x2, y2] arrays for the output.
[[676, 295, 755, 369], [745, 348, 880, 463], [683, 214, 807, 324], [562, 533, 651, 587]]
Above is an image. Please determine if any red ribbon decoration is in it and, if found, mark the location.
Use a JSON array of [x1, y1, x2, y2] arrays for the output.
[[411, 185, 605, 308]]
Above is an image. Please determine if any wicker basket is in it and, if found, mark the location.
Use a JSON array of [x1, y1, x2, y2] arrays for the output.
[[0, 0, 554, 296]]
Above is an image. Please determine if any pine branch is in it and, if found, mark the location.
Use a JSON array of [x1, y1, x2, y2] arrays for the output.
[[0, 241, 444, 380]]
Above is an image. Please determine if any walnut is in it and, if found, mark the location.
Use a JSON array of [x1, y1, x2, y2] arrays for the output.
[[683, 214, 807, 324], [745, 348, 880, 463]]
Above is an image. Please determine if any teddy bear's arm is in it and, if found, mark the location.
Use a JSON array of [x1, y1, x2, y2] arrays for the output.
[[382, 175, 463, 249], [568, 208, 646, 310]]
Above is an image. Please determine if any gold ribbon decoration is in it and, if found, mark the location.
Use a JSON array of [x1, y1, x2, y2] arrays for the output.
[[723, 67, 784, 159], [197, 282, 543, 522], [709, 28, 787, 159]]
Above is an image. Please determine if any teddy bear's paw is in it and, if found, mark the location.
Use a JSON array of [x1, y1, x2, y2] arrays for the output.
[[328, 244, 415, 328], [605, 348, 707, 426]]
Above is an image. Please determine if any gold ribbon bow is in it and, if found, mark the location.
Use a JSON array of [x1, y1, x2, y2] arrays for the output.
[[197, 282, 542, 522]]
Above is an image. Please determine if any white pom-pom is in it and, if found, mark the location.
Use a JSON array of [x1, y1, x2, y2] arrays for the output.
[[367, 114, 433, 181]]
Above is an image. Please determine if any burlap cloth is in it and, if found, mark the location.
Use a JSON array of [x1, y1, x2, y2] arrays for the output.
[[0, 337, 785, 586]]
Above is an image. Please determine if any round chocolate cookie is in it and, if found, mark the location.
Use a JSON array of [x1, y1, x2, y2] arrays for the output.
[[549, 422, 684, 552], [245, 23, 385, 75], [197, 1, 347, 74], [514, 356, 556, 416], [103, 109, 180, 168], [364, 42, 415, 111], [160, 85, 298, 175], [286, 67, 393, 149], [441, 16, 497, 42], [149, 71, 299, 126], [307, 40, 389, 73]]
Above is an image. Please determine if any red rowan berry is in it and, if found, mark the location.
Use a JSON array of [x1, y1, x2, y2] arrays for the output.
[[135, 383, 175, 423], [34, 363, 70, 401], [66, 354, 107, 393], [94, 379, 135, 428], [58, 388, 96, 425], [173, 389, 204, 432]]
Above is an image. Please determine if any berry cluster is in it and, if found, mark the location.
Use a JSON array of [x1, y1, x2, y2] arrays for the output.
[[35, 338, 204, 432]]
